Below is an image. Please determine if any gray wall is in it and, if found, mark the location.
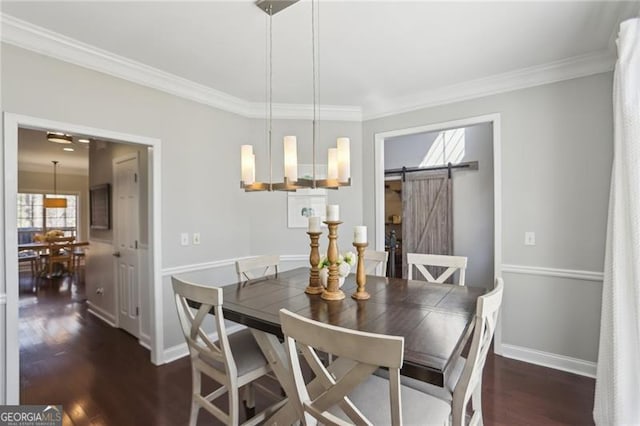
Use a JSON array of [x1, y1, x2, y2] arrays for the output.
[[363, 73, 613, 363], [385, 123, 494, 288], [1, 44, 362, 358]]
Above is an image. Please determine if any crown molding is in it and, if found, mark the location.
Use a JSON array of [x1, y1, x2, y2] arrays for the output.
[[0, 13, 362, 122], [1, 13, 617, 123], [362, 49, 616, 121]]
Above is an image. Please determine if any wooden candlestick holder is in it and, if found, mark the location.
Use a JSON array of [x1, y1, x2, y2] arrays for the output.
[[305, 231, 324, 295], [352, 242, 370, 300], [321, 220, 345, 301]]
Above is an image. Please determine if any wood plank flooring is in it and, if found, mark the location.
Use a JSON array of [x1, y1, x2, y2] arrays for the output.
[[18, 272, 595, 425]]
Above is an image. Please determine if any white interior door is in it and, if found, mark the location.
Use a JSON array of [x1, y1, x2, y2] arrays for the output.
[[114, 153, 140, 337]]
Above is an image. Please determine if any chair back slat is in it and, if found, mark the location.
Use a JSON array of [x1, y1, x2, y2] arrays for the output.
[[171, 277, 236, 375], [407, 253, 468, 285], [363, 250, 389, 277], [280, 309, 404, 426], [452, 278, 504, 425], [236, 255, 280, 282]]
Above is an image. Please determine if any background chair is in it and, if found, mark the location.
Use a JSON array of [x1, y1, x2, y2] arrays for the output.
[[392, 278, 504, 426], [46, 236, 76, 278], [363, 249, 389, 277], [172, 276, 282, 426], [18, 250, 39, 278], [235, 255, 279, 283], [280, 308, 450, 426], [407, 253, 468, 285]]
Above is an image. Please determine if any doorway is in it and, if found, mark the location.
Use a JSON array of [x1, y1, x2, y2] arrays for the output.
[[4, 113, 163, 404], [373, 113, 503, 352]]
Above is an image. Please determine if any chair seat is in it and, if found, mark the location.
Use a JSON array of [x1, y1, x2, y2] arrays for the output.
[[376, 356, 465, 403], [203, 329, 268, 377], [332, 374, 451, 425]]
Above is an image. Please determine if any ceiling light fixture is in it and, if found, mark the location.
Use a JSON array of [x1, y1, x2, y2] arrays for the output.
[[63, 147, 75, 152], [47, 132, 73, 144], [43, 160, 67, 209], [77, 138, 90, 144], [241, 0, 351, 192]]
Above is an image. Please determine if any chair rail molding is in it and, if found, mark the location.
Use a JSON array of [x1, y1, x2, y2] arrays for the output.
[[501, 264, 604, 282], [161, 254, 307, 277]]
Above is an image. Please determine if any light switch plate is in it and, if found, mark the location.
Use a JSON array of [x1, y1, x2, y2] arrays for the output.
[[524, 231, 536, 246], [181, 232, 189, 246], [193, 233, 201, 245]]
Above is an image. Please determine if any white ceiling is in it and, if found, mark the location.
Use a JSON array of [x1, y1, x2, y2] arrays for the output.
[[2, 1, 638, 117], [18, 129, 89, 175]]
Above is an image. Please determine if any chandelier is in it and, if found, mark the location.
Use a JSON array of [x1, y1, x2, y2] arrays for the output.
[[240, 0, 351, 192]]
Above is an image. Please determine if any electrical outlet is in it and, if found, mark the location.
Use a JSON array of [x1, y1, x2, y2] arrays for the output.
[[524, 231, 536, 246], [181, 233, 189, 246], [193, 233, 201, 245]]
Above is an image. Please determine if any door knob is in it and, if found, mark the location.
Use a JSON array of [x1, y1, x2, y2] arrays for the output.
[[113, 251, 121, 257]]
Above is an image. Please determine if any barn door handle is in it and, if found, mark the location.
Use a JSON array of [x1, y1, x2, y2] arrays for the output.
[[112, 252, 121, 258]]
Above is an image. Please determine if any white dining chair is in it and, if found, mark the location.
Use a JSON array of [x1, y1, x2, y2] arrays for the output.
[[363, 249, 389, 277], [385, 278, 504, 426], [407, 253, 468, 285], [235, 255, 280, 283], [279, 308, 451, 426], [172, 276, 282, 426]]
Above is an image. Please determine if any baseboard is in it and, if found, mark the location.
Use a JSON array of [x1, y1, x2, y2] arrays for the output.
[[139, 332, 152, 350], [501, 343, 596, 378], [163, 324, 246, 364], [87, 301, 117, 327]]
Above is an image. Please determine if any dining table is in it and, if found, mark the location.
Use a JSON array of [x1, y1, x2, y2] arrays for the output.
[[216, 267, 485, 424], [18, 240, 90, 277]]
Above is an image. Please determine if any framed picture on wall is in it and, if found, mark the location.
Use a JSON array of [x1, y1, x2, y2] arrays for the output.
[[287, 193, 328, 228], [90, 184, 111, 230]]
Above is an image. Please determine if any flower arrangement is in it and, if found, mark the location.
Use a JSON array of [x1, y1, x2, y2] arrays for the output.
[[318, 251, 356, 287]]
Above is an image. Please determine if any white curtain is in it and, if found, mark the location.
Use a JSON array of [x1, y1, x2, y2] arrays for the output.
[[594, 18, 640, 425]]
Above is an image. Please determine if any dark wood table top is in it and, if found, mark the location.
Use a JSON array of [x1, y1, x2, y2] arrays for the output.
[[221, 267, 485, 386], [19, 241, 90, 251]]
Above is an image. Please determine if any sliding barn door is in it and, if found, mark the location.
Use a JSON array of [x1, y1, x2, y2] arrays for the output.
[[402, 170, 453, 279]]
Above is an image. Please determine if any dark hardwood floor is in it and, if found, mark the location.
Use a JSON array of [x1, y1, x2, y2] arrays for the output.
[[19, 271, 595, 425]]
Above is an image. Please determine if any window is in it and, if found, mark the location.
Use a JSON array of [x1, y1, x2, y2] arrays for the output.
[[420, 128, 466, 167], [17, 193, 78, 243]]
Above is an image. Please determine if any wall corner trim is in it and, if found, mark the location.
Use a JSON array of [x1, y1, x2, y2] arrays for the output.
[[0, 293, 6, 305], [501, 343, 597, 378], [501, 264, 604, 282]]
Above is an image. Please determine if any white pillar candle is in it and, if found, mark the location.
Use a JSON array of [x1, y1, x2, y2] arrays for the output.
[[337, 137, 350, 183], [308, 216, 321, 233], [241, 145, 255, 184], [327, 148, 338, 180], [326, 204, 340, 222], [283, 136, 298, 182], [354, 226, 367, 244]]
